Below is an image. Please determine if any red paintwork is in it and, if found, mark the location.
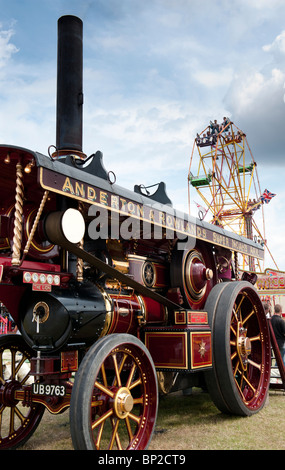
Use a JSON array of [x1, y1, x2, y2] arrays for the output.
[[144, 324, 212, 371]]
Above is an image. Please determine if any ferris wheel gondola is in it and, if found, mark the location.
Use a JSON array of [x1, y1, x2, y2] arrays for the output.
[[188, 119, 277, 273]]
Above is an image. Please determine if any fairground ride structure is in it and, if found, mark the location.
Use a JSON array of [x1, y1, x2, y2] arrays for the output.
[[188, 119, 278, 273]]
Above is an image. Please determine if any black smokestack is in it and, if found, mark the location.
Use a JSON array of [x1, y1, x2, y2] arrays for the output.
[[56, 15, 83, 153]]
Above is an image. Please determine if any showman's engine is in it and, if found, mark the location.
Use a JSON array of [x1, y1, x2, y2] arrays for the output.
[[0, 16, 272, 451]]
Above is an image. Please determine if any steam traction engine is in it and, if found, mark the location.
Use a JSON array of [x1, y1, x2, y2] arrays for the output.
[[0, 16, 271, 450]]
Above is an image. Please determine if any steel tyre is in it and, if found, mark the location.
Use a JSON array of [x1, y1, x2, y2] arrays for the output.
[[204, 281, 271, 416]]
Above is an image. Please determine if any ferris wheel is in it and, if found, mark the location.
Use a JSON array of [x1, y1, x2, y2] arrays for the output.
[[188, 118, 277, 272]]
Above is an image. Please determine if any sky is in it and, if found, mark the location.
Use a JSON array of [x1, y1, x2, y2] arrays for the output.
[[0, 0, 285, 270]]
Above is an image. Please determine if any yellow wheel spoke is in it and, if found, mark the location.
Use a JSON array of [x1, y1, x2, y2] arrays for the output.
[[94, 381, 114, 398], [95, 422, 105, 450], [101, 362, 108, 387], [231, 350, 238, 361], [126, 363, 137, 389], [9, 407, 15, 435], [14, 405, 26, 423], [133, 397, 144, 405], [112, 354, 121, 388], [249, 334, 261, 342], [125, 416, 134, 441], [92, 408, 113, 430], [230, 326, 237, 337], [14, 356, 26, 377], [109, 418, 122, 450], [113, 353, 127, 387], [129, 377, 142, 390], [242, 374, 256, 393], [235, 295, 245, 320], [128, 412, 141, 424], [247, 358, 261, 370], [11, 351, 16, 379], [235, 368, 256, 395], [91, 399, 104, 407], [242, 309, 255, 326]]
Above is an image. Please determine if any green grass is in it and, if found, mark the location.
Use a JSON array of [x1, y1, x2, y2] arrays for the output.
[[19, 388, 285, 450], [150, 389, 285, 450]]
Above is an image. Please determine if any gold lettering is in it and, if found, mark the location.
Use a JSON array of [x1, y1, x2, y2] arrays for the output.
[[87, 186, 96, 201], [75, 182, 85, 198], [185, 223, 195, 235], [136, 204, 144, 218], [159, 211, 166, 226], [128, 202, 136, 214], [111, 195, 119, 210], [62, 177, 74, 194], [174, 218, 182, 231], [100, 191, 108, 206], [166, 215, 173, 227], [120, 198, 127, 211]]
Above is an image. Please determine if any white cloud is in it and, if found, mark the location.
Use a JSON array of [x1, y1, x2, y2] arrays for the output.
[[224, 29, 285, 167], [263, 30, 285, 60], [226, 68, 285, 116], [193, 67, 233, 89], [240, 0, 285, 10], [0, 24, 18, 68], [0, 56, 56, 152]]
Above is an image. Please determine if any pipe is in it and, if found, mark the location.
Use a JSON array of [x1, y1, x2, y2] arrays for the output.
[[56, 15, 83, 153]]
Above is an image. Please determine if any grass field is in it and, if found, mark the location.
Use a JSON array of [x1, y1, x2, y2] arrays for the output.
[[18, 388, 285, 451]]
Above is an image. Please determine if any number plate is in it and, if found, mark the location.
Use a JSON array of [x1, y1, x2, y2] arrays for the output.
[[32, 383, 66, 397]]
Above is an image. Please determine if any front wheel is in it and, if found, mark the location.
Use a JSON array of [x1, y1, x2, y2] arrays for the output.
[[70, 334, 158, 450], [204, 281, 271, 416]]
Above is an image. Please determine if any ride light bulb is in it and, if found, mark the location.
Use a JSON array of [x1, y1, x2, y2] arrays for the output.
[[4, 153, 10, 164], [24, 160, 35, 173]]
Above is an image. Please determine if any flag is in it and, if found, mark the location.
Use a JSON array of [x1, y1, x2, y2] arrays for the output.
[[194, 201, 207, 219], [260, 189, 276, 204]]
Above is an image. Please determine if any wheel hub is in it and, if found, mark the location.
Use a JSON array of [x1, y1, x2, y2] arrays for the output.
[[0, 380, 21, 407], [114, 387, 134, 419], [237, 324, 251, 369], [239, 336, 251, 357]]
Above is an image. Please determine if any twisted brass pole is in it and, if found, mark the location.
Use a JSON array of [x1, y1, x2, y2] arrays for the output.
[[76, 201, 84, 282], [23, 190, 49, 256], [11, 162, 24, 266]]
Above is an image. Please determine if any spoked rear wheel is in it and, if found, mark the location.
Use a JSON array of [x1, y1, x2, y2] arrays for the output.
[[70, 334, 158, 450], [204, 281, 271, 416], [0, 334, 45, 449]]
